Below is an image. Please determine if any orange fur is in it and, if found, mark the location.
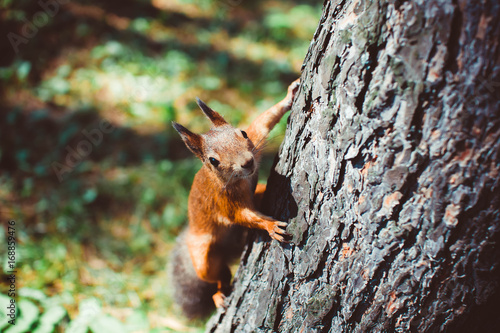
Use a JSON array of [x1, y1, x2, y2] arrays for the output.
[[172, 79, 300, 308]]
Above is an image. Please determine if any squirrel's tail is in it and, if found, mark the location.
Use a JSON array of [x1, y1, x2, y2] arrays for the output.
[[169, 231, 217, 319]]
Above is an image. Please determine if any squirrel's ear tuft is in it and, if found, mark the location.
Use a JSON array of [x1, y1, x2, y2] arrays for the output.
[[196, 98, 228, 127], [172, 122, 186, 135], [172, 122, 204, 159]]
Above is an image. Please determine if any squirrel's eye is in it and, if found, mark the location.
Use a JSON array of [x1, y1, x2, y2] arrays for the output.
[[241, 130, 248, 139], [209, 157, 220, 167]]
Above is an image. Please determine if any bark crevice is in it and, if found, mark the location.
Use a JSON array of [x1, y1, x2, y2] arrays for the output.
[[443, 0, 463, 74], [355, 41, 386, 114]]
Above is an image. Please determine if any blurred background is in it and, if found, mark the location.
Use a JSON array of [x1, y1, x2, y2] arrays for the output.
[[0, 0, 321, 331]]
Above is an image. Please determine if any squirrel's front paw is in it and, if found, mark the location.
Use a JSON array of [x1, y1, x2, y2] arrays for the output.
[[212, 291, 228, 309], [269, 221, 289, 242], [282, 79, 300, 109], [287, 78, 300, 98]]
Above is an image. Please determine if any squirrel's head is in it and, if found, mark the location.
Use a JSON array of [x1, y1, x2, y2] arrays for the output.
[[172, 98, 257, 183]]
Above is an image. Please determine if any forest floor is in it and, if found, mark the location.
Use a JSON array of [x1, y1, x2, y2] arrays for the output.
[[0, 0, 320, 331]]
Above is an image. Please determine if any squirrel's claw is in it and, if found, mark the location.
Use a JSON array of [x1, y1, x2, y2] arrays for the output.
[[269, 221, 290, 242]]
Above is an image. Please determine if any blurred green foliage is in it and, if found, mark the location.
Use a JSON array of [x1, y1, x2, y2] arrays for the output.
[[0, 0, 321, 331]]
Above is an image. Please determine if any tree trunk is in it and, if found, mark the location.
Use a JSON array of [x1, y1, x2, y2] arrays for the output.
[[207, 0, 500, 332]]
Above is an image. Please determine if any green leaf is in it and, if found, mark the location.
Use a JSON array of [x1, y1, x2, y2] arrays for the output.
[[198, 76, 221, 90], [56, 64, 71, 78], [88, 314, 127, 333], [125, 310, 149, 331], [48, 77, 71, 95], [83, 188, 98, 203], [141, 187, 155, 204], [5, 299, 39, 333], [18, 288, 47, 303], [0, 294, 12, 329], [32, 306, 66, 333], [66, 298, 101, 333], [17, 61, 31, 81], [130, 17, 151, 33]]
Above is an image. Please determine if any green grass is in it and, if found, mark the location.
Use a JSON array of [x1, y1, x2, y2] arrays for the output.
[[0, 0, 322, 331]]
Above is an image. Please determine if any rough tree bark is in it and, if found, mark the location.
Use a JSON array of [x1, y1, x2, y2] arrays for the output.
[[207, 0, 500, 332]]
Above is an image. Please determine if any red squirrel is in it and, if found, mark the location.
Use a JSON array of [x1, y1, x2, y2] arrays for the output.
[[170, 79, 300, 318]]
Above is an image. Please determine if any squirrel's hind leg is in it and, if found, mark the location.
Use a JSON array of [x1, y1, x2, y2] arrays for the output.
[[187, 234, 232, 308]]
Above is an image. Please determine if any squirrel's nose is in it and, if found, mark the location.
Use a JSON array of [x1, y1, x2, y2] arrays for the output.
[[242, 158, 254, 170]]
